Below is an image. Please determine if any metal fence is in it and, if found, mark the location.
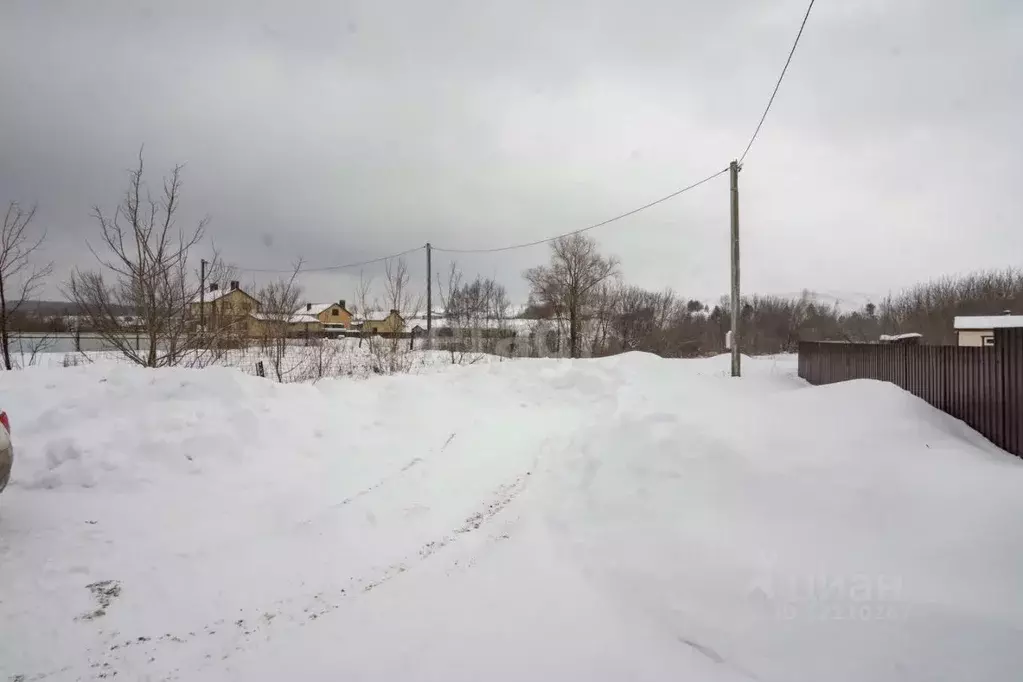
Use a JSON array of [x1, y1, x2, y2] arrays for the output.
[[798, 329, 1023, 458]]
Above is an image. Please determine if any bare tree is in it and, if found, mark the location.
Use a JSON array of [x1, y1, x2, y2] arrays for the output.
[[524, 234, 619, 358], [434, 262, 511, 362], [877, 269, 1023, 343], [383, 256, 421, 327], [353, 257, 424, 374], [434, 262, 465, 363], [257, 261, 304, 382], [1, 202, 54, 370], [587, 282, 621, 356], [66, 151, 227, 367], [367, 256, 423, 373], [354, 270, 373, 349]]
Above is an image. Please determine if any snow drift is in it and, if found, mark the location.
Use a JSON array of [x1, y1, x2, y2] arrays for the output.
[[1, 354, 1022, 681]]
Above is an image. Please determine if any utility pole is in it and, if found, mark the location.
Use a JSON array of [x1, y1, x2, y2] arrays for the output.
[[729, 160, 741, 378], [200, 258, 207, 335], [425, 243, 432, 349]]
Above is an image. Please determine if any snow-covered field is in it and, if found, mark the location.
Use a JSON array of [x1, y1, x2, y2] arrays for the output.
[[2, 354, 1022, 681], [11, 339, 498, 380]]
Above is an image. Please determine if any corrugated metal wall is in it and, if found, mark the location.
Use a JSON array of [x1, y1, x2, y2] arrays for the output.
[[798, 333, 1023, 458]]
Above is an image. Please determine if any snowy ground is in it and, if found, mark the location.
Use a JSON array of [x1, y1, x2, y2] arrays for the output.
[[11, 338, 498, 380], [1, 354, 1022, 681]]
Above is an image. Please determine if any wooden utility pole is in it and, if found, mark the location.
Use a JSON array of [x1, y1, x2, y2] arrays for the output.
[[729, 160, 741, 378], [200, 258, 207, 335], [425, 243, 432, 348]]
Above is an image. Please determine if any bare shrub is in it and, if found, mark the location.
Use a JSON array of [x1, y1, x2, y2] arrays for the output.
[[65, 150, 231, 368], [360, 257, 423, 375], [257, 261, 303, 382]]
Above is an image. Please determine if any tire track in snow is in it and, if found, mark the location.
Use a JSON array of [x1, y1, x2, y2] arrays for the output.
[[295, 432, 456, 528], [24, 468, 531, 682], [362, 472, 531, 592]]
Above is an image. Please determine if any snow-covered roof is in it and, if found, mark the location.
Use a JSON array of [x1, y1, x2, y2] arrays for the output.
[[953, 315, 1023, 330], [356, 309, 402, 322], [192, 288, 232, 304], [250, 312, 321, 324], [191, 287, 257, 304], [879, 333, 922, 342], [297, 302, 349, 316]]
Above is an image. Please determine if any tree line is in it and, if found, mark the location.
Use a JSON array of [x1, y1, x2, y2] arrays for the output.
[[519, 234, 1023, 358], [3, 151, 1023, 370]]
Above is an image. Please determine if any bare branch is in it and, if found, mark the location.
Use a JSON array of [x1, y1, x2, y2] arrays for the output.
[[523, 234, 619, 358], [256, 259, 304, 382], [1, 201, 54, 369], [63, 151, 219, 368]]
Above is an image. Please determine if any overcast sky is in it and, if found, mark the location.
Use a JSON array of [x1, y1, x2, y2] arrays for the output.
[[2, 0, 1021, 307]]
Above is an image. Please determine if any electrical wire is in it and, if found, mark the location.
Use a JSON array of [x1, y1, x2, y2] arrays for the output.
[[234, 246, 425, 274], [738, 0, 817, 164], [433, 167, 729, 254], [207, 3, 817, 272]]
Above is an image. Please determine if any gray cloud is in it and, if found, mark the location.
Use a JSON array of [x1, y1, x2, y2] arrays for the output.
[[1, 0, 1021, 306]]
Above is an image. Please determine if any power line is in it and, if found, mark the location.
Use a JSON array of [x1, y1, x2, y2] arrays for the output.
[[433, 167, 729, 254], [234, 246, 425, 274], [739, 0, 817, 164]]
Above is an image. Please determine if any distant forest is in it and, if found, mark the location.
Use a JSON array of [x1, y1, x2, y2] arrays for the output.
[[518, 266, 1023, 358]]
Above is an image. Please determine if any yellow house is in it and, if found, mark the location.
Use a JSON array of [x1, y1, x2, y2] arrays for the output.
[[298, 300, 354, 329], [360, 309, 405, 334], [190, 281, 260, 334]]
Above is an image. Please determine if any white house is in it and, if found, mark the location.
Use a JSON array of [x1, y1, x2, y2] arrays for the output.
[[953, 314, 1023, 347]]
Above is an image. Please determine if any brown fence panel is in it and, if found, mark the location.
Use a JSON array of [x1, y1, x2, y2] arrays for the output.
[[797, 340, 1020, 459], [997, 329, 1023, 456]]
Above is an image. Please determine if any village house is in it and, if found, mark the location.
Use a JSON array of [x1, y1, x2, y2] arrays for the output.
[[297, 300, 353, 329], [189, 284, 410, 339], [357, 309, 405, 335], [246, 299, 354, 339], [954, 313, 1023, 347], [189, 281, 260, 338]]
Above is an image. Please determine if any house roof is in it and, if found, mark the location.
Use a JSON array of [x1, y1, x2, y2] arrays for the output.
[[191, 287, 259, 304], [357, 309, 403, 322], [953, 315, 1023, 330], [192, 288, 232, 304], [298, 302, 350, 316]]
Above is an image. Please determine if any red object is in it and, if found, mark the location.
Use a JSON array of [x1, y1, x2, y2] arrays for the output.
[[0, 411, 9, 434]]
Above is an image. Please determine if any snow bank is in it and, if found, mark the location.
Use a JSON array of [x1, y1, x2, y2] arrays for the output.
[[1, 353, 1022, 682]]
